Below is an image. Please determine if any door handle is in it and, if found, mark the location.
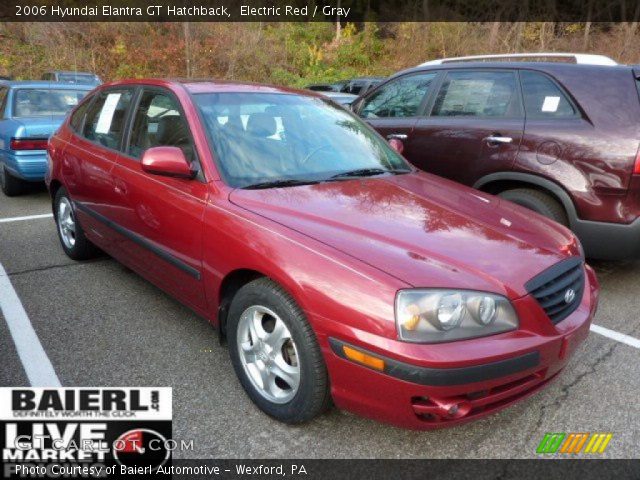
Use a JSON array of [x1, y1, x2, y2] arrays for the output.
[[485, 135, 513, 145], [387, 133, 408, 140]]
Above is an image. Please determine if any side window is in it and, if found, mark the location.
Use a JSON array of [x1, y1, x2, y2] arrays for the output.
[[69, 96, 92, 132], [520, 71, 576, 119], [432, 70, 521, 118], [0, 88, 8, 119], [82, 90, 133, 150], [128, 89, 194, 162], [359, 73, 437, 119]]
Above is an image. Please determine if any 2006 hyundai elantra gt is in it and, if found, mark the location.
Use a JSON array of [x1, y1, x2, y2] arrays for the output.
[[46, 79, 599, 429]]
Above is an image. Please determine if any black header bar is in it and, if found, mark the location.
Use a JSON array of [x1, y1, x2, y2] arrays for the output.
[[2, 0, 640, 22]]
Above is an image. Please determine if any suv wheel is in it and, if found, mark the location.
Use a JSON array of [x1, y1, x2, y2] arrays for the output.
[[53, 187, 100, 260], [0, 166, 25, 196], [227, 278, 331, 424], [499, 188, 568, 226]]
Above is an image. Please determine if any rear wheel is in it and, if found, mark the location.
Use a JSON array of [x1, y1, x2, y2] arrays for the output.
[[499, 188, 568, 226], [53, 187, 99, 260], [0, 166, 26, 196], [227, 278, 331, 424]]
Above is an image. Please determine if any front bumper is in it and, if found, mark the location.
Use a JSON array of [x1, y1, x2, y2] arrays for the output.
[[321, 265, 598, 429]]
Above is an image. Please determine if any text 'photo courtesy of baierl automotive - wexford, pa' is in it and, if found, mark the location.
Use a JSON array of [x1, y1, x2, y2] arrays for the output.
[[0, 1, 639, 479]]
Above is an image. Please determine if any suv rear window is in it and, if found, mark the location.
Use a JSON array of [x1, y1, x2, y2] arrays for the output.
[[520, 71, 576, 119]]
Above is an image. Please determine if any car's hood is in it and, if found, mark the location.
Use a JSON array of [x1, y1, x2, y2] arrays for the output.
[[229, 172, 579, 297], [13, 115, 66, 138]]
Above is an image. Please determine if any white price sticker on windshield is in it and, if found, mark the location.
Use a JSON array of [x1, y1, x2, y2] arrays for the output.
[[95, 93, 121, 134]]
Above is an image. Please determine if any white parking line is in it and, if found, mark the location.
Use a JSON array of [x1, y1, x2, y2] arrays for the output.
[[0, 213, 53, 224], [0, 262, 61, 386], [590, 324, 640, 349]]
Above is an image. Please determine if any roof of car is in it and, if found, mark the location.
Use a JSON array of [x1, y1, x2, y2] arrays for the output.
[[393, 60, 634, 80], [100, 78, 323, 96], [0, 80, 95, 89], [45, 71, 98, 75]]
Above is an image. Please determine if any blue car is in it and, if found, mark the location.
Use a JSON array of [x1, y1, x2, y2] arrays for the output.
[[0, 81, 92, 196]]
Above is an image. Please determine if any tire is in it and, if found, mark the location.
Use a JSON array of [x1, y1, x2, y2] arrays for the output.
[[53, 187, 100, 260], [0, 166, 25, 196], [227, 277, 331, 424], [499, 188, 568, 226]]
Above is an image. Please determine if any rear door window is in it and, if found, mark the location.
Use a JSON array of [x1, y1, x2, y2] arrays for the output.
[[82, 89, 133, 150], [431, 70, 521, 118], [520, 70, 577, 119], [359, 73, 438, 119]]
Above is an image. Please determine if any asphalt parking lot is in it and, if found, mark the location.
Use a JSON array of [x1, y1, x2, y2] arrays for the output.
[[1, 186, 639, 459]]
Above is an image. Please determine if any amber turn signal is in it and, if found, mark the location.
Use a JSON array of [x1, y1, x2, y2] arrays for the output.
[[403, 303, 422, 331], [342, 345, 385, 371]]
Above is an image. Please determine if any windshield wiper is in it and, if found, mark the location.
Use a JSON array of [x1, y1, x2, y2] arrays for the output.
[[327, 167, 410, 180], [242, 178, 320, 190]]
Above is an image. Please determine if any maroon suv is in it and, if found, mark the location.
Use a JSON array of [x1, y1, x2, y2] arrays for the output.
[[354, 58, 640, 259]]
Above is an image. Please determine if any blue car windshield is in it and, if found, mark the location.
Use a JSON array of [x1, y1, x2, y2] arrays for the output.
[[194, 92, 408, 188], [13, 89, 89, 118]]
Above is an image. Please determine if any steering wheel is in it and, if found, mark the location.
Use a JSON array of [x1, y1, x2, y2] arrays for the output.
[[299, 144, 334, 166]]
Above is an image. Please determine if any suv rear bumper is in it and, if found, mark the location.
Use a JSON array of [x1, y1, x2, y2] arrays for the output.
[[574, 217, 640, 260]]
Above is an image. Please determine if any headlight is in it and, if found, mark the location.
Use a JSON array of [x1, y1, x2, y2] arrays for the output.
[[395, 289, 518, 343]]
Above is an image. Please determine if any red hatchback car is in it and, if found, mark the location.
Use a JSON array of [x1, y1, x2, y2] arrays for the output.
[[46, 79, 599, 429]]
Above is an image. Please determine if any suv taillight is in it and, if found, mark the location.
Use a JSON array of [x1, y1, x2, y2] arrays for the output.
[[10, 138, 48, 151], [635, 144, 640, 175]]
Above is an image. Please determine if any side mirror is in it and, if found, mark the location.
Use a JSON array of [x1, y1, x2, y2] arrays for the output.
[[141, 146, 195, 179], [388, 138, 404, 154]]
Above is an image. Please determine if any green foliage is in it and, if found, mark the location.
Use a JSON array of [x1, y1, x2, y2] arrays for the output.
[[0, 22, 637, 85]]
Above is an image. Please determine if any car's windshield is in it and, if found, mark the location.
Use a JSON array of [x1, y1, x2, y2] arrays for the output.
[[193, 92, 409, 188], [13, 88, 89, 117], [57, 74, 98, 85]]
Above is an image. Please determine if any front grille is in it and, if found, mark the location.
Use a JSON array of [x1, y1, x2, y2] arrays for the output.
[[525, 256, 585, 324]]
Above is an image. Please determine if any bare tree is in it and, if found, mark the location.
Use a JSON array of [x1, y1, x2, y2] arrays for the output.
[[183, 22, 191, 78]]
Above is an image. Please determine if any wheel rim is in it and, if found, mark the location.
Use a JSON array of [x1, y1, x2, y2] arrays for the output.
[[236, 305, 300, 404], [57, 197, 76, 249]]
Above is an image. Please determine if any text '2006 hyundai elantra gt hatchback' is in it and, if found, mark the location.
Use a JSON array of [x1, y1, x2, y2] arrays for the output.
[[46, 79, 599, 429]]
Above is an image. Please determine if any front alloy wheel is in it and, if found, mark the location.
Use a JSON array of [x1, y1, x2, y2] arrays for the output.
[[227, 278, 330, 423], [236, 305, 300, 404]]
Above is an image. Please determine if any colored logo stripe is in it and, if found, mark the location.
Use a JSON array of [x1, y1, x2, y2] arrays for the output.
[[560, 433, 588, 453], [537, 432, 613, 454], [537, 433, 565, 453], [584, 433, 613, 454]]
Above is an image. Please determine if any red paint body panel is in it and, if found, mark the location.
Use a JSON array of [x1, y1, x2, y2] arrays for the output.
[[47, 79, 599, 429]]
